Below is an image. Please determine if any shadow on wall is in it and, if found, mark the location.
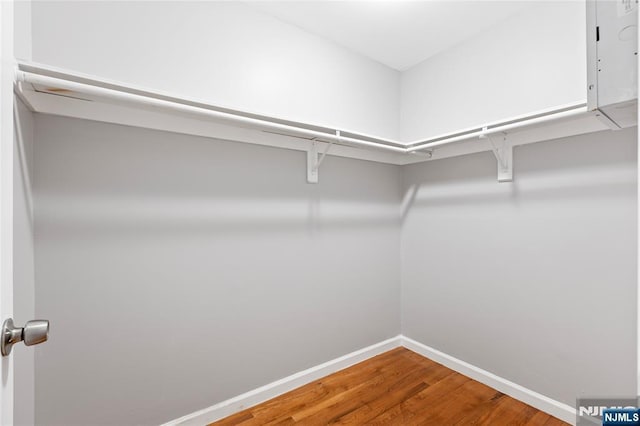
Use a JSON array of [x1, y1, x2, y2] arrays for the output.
[[401, 128, 637, 219], [36, 195, 401, 238], [34, 115, 403, 239]]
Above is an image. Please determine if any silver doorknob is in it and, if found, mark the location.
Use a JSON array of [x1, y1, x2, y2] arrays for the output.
[[1, 318, 50, 356]]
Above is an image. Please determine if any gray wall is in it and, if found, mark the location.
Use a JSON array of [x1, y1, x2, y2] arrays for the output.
[[14, 99, 35, 426], [33, 115, 402, 426], [31, 113, 637, 425], [401, 127, 637, 405]]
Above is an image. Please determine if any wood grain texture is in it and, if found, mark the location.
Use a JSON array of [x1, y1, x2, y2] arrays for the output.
[[210, 348, 568, 426]]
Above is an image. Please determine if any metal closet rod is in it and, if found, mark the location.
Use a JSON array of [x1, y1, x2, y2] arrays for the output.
[[15, 71, 407, 154], [16, 70, 587, 155], [406, 102, 588, 152]]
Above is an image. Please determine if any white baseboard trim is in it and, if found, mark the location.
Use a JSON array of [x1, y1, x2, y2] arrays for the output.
[[162, 334, 577, 426], [401, 335, 577, 425], [161, 335, 402, 426]]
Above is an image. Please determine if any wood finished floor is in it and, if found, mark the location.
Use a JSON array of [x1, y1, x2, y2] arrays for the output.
[[210, 348, 568, 425]]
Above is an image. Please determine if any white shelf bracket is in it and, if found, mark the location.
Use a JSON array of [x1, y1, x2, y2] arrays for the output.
[[482, 129, 513, 183], [307, 140, 319, 183], [306, 131, 337, 184]]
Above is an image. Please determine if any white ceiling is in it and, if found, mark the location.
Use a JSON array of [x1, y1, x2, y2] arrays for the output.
[[246, 1, 534, 71]]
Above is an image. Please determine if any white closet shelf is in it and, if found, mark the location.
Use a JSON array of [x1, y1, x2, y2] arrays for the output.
[[14, 61, 613, 175]]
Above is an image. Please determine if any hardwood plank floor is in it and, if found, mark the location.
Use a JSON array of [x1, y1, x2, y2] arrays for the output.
[[210, 348, 568, 426]]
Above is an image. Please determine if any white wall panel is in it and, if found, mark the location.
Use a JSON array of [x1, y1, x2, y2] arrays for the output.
[[31, 1, 400, 139], [400, 2, 586, 141]]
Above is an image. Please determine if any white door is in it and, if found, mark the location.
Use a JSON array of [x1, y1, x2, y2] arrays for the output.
[[0, 0, 16, 423]]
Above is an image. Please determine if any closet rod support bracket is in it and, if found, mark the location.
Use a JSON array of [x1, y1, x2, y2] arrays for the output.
[[483, 130, 513, 183], [307, 131, 338, 184], [307, 140, 319, 183]]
